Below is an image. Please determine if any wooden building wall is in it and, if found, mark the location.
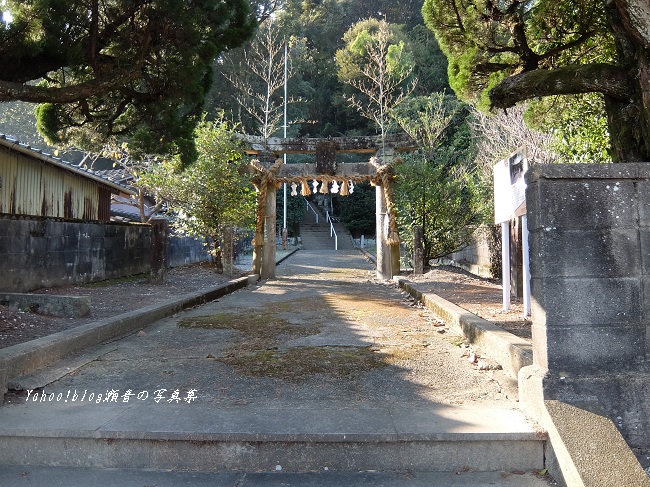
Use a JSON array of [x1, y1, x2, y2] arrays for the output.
[[0, 144, 112, 221]]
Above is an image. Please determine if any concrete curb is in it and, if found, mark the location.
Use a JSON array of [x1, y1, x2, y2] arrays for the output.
[[357, 247, 376, 264], [395, 277, 532, 380], [0, 274, 259, 395]]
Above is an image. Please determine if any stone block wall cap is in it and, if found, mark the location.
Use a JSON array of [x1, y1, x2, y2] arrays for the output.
[[526, 162, 650, 183]]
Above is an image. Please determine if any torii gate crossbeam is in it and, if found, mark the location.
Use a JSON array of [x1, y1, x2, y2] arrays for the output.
[[244, 135, 416, 281]]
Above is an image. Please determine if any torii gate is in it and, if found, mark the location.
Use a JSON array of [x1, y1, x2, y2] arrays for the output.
[[243, 134, 417, 281]]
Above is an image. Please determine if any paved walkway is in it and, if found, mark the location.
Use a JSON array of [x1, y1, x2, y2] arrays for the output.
[[0, 250, 551, 485], [6, 250, 517, 406]]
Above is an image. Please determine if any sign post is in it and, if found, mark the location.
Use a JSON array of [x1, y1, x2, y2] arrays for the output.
[[493, 148, 530, 315], [522, 214, 531, 316], [500, 221, 511, 311]]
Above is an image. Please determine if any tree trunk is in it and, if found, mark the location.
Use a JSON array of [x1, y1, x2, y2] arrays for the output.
[[489, 63, 649, 162], [604, 94, 649, 162], [605, 0, 650, 162], [214, 247, 224, 274], [212, 234, 224, 274]]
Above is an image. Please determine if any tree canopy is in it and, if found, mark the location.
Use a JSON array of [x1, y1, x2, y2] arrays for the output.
[[422, 0, 650, 162], [138, 118, 256, 268], [336, 18, 417, 141], [394, 94, 488, 261], [206, 0, 449, 138], [0, 0, 256, 164]]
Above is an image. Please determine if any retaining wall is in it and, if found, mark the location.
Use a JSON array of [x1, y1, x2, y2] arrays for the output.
[[0, 216, 209, 292], [446, 225, 494, 278], [169, 234, 210, 268]]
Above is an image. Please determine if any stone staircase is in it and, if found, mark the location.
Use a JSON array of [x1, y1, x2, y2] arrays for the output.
[[0, 402, 549, 485], [0, 465, 551, 486], [300, 203, 356, 251]]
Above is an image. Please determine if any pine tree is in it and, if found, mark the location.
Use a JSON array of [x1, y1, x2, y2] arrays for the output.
[[423, 0, 650, 162], [0, 0, 256, 164]]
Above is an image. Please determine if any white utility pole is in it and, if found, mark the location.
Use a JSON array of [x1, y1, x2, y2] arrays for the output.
[[282, 42, 288, 231]]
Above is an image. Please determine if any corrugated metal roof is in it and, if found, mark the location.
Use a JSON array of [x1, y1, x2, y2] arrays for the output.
[[0, 133, 137, 195]]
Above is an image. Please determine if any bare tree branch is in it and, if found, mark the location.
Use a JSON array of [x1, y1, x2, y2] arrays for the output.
[[224, 19, 304, 139], [342, 20, 417, 143]]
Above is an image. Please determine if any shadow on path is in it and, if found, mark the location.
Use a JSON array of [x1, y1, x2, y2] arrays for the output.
[[0, 249, 544, 474]]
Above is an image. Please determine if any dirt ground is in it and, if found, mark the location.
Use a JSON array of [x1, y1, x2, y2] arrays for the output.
[[404, 266, 531, 340], [0, 262, 237, 349], [0, 260, 529, 350]]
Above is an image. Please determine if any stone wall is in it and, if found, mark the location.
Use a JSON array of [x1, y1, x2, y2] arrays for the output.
[[524, 163, 650, 466], [169, 234, 210, 267], [0, 216, 210, 292], [446, 225, 495, 278]]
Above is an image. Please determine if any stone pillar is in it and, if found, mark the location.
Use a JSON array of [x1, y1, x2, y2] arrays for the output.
[[510, 216, 524, 298], [222, 226, 234, 275], [150, 218, 169, 283], [375, 185, 392, 280], [260, 182, 276, 280], [520, 163, 650, 484], [413, 225, 424, 275], [526, 164, 645, 376]]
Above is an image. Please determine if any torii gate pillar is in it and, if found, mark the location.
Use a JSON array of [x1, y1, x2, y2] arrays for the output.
[[376, 185, 390, 280], [375, 181, 400, 280]]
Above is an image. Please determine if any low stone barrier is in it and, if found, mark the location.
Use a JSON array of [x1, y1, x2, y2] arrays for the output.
[[0, 293, 90, 318]]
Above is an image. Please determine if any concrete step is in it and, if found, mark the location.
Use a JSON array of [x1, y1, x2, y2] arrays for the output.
[[0, 402, 545, 473], [301, 228, 330, 233], [0, 465, 555, 486]]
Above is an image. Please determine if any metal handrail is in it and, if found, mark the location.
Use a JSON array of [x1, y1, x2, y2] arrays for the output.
[[326, 211, 338, 250], [304, 198, 318, 224]]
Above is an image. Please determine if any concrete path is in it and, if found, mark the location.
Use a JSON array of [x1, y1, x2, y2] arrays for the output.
[[0, 250, 552, 485]]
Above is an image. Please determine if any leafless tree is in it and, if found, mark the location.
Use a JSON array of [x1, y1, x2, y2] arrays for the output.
[[224, 19, 303, 139], [471, 104, 560, 182], [339, 19, 417, 149]]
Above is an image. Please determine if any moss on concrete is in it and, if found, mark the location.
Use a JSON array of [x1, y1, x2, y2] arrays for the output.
[[218, 345, 386, 381], [178, 292, 420, 380], [179, 311, 317, 352]]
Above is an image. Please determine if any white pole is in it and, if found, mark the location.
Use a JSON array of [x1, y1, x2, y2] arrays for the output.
[[501, 221, 511, 311], [522, 215, 531, 316], [282, 43, 288, 231]]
